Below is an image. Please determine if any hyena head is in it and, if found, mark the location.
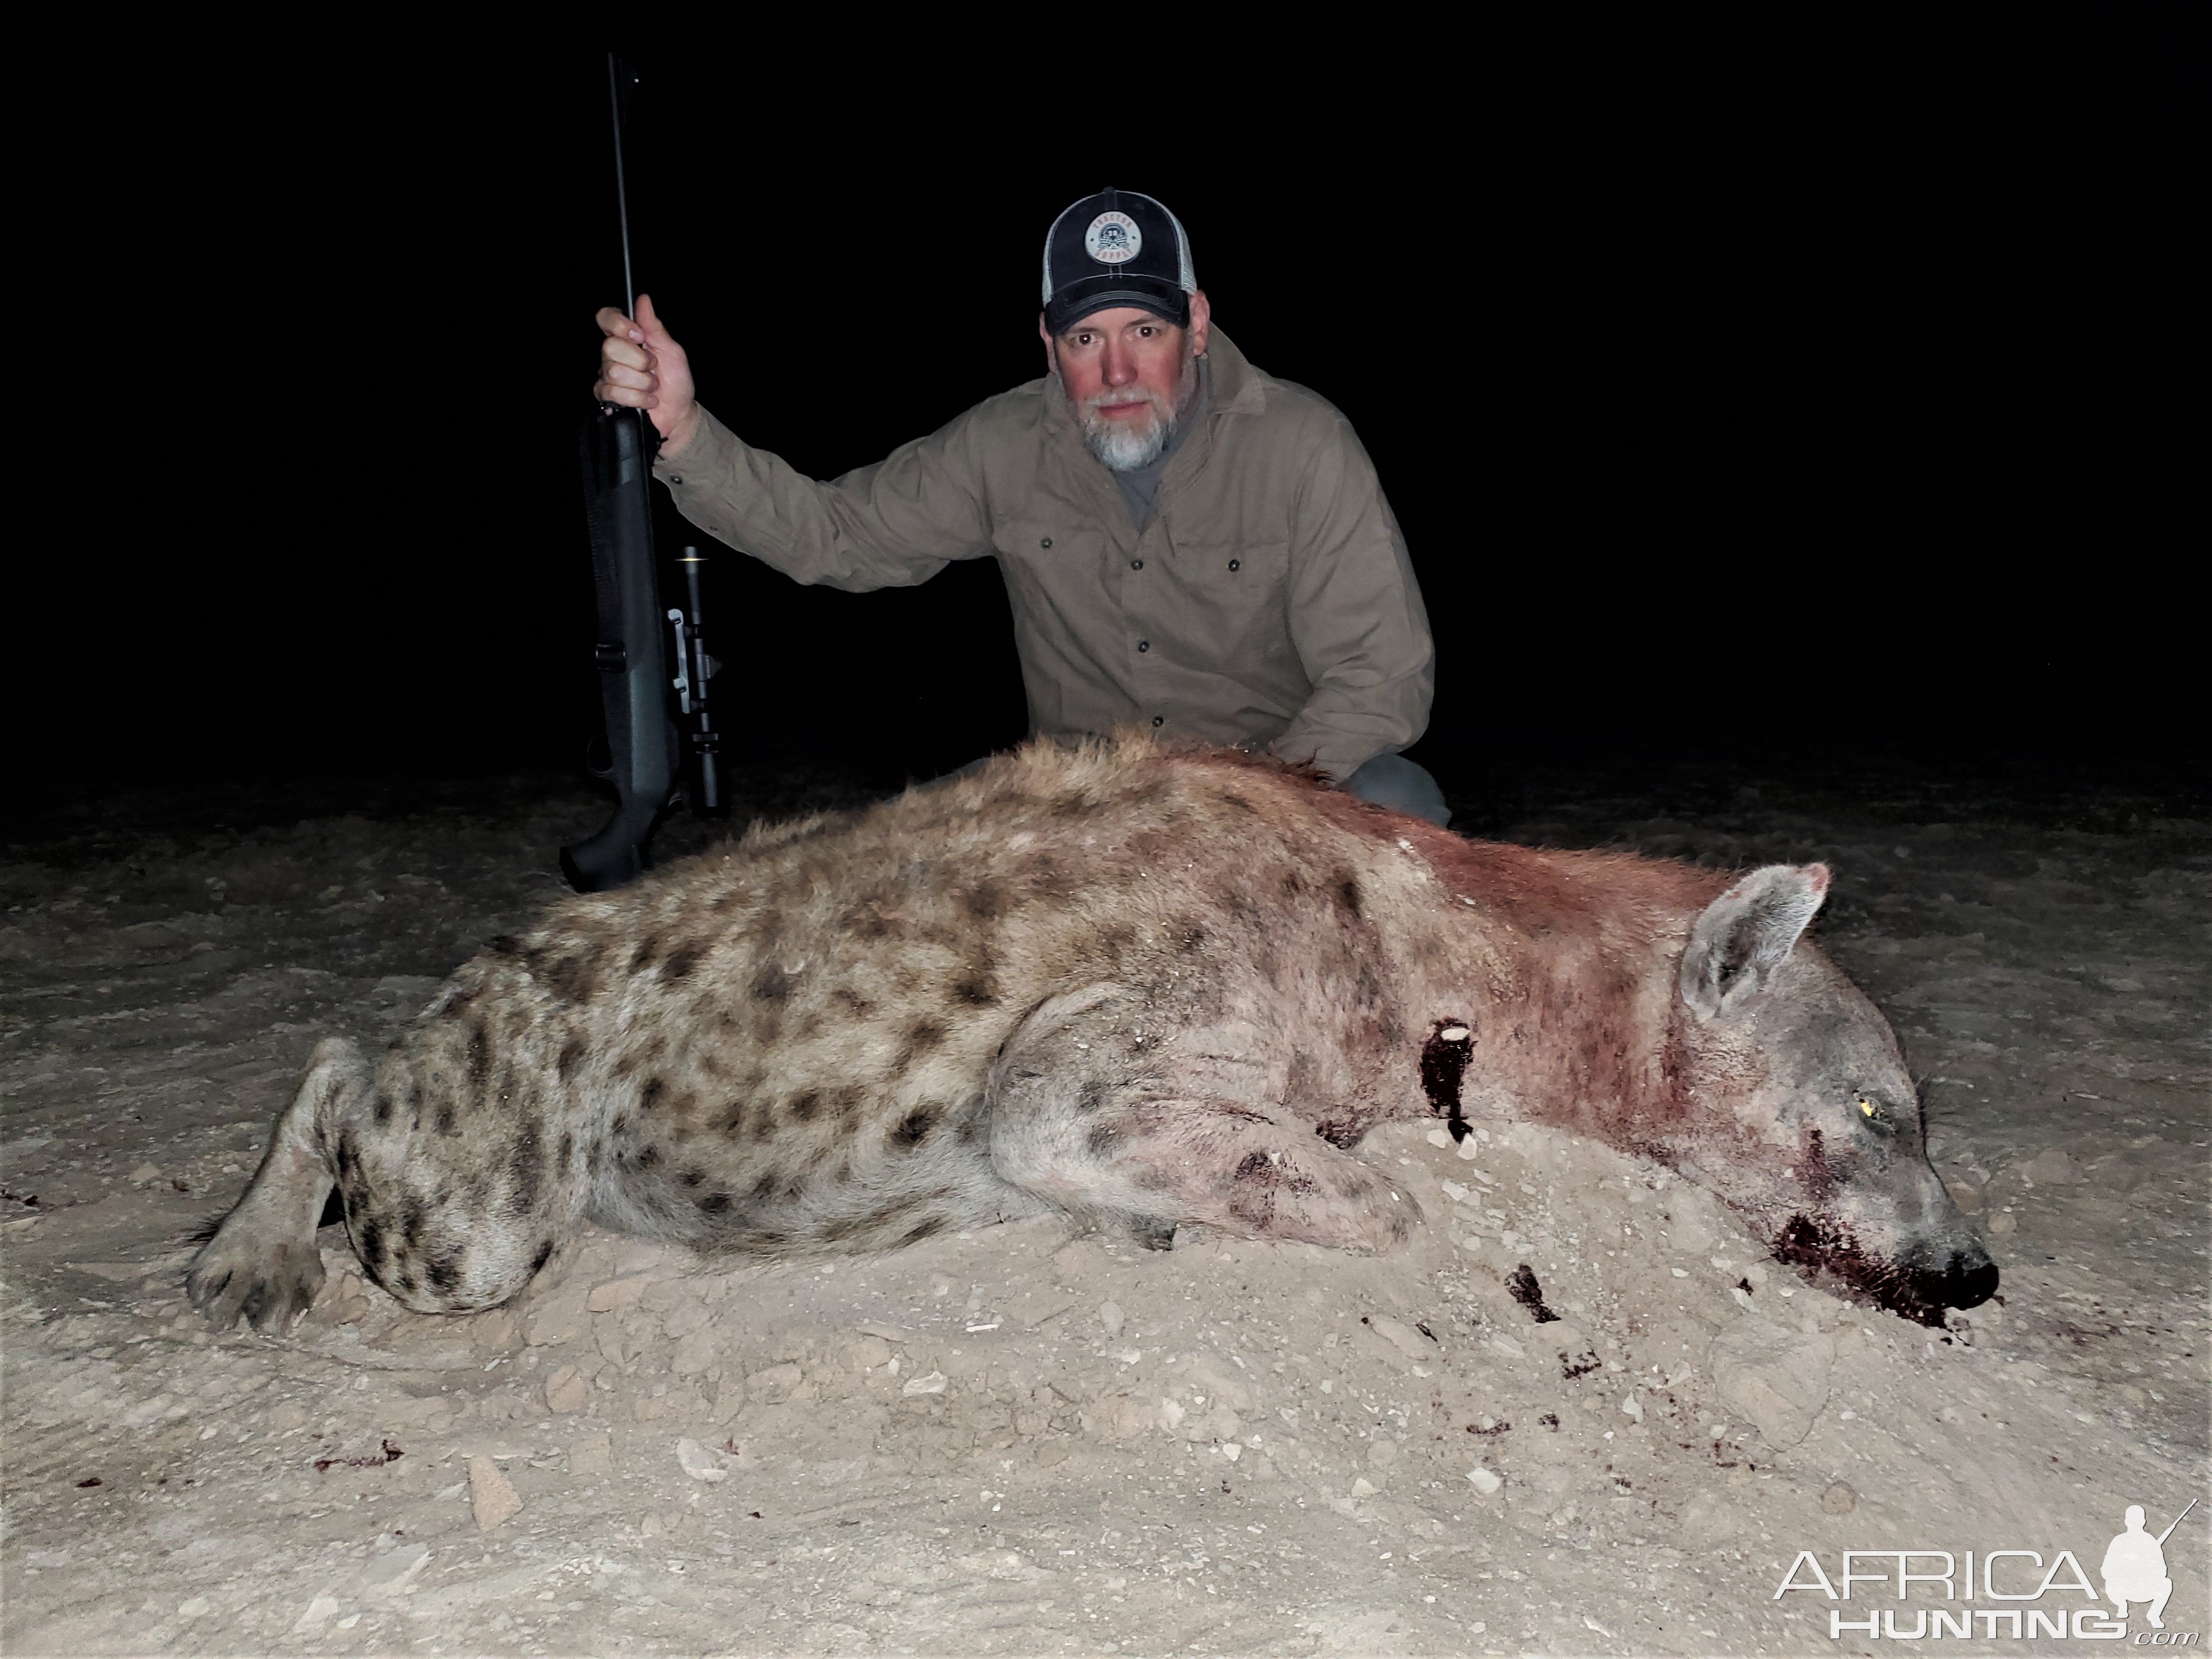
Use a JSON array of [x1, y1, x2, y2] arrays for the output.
[[1667, 864, 1997, 1327]]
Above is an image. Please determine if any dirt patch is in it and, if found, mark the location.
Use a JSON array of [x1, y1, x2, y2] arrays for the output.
[[3, 760, 2204, 1654]]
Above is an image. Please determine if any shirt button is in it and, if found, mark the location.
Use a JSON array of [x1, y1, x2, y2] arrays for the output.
[[1227, 558, 1240, 572], [1040, 537, 1052, 549], [1151, 716, 1164, 727], [1130, 558, 1143, 569], [1137, 641, 1149, 653]]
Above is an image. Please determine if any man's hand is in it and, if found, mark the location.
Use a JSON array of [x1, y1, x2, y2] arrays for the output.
[[595, 294, 701, 459]]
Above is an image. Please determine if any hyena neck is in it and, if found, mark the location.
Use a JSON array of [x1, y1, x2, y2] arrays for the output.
[[1389, 840, 1707, 1157]]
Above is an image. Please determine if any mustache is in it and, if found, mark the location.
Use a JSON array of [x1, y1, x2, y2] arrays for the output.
[[1080, 386, 1172, 419]]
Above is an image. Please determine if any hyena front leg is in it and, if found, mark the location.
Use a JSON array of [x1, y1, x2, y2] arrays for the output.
[[186, 1037, 362, 1330], [986, 985, 1417, 1252], [190, 1019, 589, 1328]]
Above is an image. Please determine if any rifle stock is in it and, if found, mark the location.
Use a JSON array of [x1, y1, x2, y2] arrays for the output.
[[561, 400, 678, 892]]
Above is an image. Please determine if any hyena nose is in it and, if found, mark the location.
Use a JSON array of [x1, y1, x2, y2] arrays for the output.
[[1944, 1250, 1999, 1311], [1901, 1237, 1998, 1314]]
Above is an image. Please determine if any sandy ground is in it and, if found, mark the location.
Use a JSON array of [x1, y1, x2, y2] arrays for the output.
[[2, 755, 2205, 1657]]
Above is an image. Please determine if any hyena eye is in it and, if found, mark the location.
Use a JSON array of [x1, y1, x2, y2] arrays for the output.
[[1857, 1097, 1879, 1119]]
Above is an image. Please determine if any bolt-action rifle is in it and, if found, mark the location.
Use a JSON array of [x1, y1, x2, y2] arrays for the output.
[[561, 55, 725, 894]]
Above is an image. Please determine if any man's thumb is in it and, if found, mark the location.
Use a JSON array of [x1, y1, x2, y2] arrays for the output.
[[636, 292, 665, 336]]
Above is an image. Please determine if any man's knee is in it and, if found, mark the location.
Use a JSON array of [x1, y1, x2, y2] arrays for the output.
[[1343, 752, 1451, 827]]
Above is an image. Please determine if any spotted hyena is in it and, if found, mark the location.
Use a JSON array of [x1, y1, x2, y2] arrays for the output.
[[188, 737, 1996, 1331]]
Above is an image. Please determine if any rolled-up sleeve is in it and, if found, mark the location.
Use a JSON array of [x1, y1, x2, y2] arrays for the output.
[[654, 405, 994, 592], [1267, 415, 1435, 780]]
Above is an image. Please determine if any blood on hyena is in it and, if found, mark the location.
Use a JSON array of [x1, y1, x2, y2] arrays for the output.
[[189, 736, 1995, 1331]]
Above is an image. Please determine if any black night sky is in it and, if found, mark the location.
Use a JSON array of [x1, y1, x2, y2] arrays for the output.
[[37, 20, 2201, 797]]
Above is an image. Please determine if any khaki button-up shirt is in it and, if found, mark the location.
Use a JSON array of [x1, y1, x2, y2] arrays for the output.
[[654, 330, 1432, 781]]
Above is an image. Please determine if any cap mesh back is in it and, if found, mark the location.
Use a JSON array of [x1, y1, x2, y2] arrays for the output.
[[1041, 201, 1067, 305], [1162, 202, 1196, 293]]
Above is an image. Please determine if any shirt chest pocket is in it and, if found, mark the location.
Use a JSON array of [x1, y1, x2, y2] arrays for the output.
[[1166, 539, 1290, 649], [992, 520, 1111, 600]]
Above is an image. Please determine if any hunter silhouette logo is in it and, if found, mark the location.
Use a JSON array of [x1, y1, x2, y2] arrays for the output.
[[2106, 1500, 2194, 1629], [1773, 1496, 2200, 1641], [1085, 211, 1141, 264]]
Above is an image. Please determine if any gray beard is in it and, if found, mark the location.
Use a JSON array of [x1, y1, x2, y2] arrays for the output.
[[1075, 348, 1199, 472]]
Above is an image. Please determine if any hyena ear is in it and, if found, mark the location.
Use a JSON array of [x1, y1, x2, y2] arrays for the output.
[[1678, 864, 1830, 1022]]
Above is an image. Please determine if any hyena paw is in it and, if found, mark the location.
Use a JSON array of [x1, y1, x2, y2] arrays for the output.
[[1334, 1161, 1421, 1252], [1124, 1215, 1180, 1251], [1223, 1150, 1420, 1253], [187, 1224, 326, 1331]]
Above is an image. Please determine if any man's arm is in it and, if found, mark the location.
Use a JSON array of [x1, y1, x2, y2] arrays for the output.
[[596, 298, 990, 591], [1268, 415, 1436, 781], [654, 407, 994, 592]]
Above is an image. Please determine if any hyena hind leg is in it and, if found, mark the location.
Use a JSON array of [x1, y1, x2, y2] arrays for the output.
[[185, 1036, 362, 1331], [986, 985, 1417, 1254]]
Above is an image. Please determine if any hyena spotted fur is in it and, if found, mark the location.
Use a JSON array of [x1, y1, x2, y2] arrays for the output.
[[190, 733, 1997, 1332]]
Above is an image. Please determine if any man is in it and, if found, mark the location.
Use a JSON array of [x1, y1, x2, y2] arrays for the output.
[[593, 188, 1447, 824]]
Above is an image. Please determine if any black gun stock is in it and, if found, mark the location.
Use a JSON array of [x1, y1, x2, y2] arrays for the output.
[[561, 398, 677, 892]]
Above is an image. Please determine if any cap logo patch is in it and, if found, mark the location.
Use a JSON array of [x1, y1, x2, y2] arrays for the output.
[[1084, 211, 1142, 265]]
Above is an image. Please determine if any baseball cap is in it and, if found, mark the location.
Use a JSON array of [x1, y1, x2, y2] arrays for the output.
[[1041, 187, 1198, 335]]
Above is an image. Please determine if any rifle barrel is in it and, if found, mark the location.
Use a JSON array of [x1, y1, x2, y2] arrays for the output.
[[2156, 1496, 2197, 1546], [607, 53, 636, 319]]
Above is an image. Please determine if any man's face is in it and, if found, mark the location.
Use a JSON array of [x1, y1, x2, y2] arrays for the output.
[[1041, 295, 1212, 472]]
